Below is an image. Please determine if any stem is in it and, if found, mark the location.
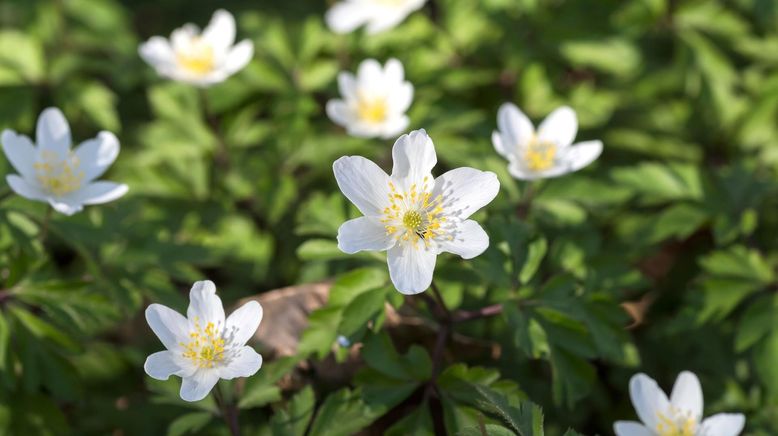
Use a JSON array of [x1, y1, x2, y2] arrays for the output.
[[200, 89, 229, 169], [516, 181, 537, 219], [38, 207, 52, 243], [423, 322, 450, 404], [453, 303, 504, 323], [0, 188, 12, 204], [429, 281, 452, 321], [212, 384, 240, 436]]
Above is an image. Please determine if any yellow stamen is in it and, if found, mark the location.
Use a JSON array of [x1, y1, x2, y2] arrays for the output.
[[180, 319, 225, 369], [176, 38, 215, 76], [523, 137, 557, 171], [381, 176, 449, 249], [34, 150, 84, 196], [357, 97, 388, 123], [655, 410, 696, 436]]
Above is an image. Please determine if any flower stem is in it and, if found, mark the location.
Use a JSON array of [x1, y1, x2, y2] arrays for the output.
[[516, 181, 537, 219], [453, 303, 504, 323], [0, 188, 12, 204], [38, 207, 53, 243], [429, 281, 452, 321], [212, 384, 240, 436]]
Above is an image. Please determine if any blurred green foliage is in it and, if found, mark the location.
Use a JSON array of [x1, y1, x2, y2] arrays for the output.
[[1, 0, 778, 434]]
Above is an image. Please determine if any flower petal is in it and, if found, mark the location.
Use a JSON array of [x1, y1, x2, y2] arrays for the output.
[[2, 130, 37, 179], [337, 216, 395, 254], [225, 300, 262, 346], [180, 369, 220, 402], [325, 1, 371, 34], [219, 346, 263, 380], [497, 103, 534, 156], [432, 167, 499, 221], [6, 175, 46, 202], [670, 371, 703, 419], [613, 421, 652, 436], [355, 58, 386, 97], [337, 72, 358, 101], [326, 99, 351, 127], [629, 373, 671, 430], [506, 158, 572, 181], [73, 132, 120, 182], [562, 140, 602, 172], [170, 24, 200, 52], [699, 413, 746, 436], [537, 106, 577, 148], [387, 244, 437, 295], [48, 198, 84, 216], [223, 39, 253, 75], [378, 115, 410, 139], [187, 280, 226, 326], [492, 130, 507, 159], [436, 219, 488, 259], [333, 156, 391, 217], [138, 36, 175, 70], [365, 6, 416, 34], [70, 181, 128, 205], [146, 303, 190, 350], [36, 107, 72, 155], [202, 9, 236, 51], [144, 350, 195, 380], [391, 129, 436, 186], [384, 58, 405, 84], [387, 82, 413, 114]]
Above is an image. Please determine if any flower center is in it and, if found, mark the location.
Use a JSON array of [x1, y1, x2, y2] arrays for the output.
[[381, 178, 449, 249], [176, 38, 215, 76], [523, 138, 557, 171], [357, 97, 388, 124], [180, 319, 225, 369], [656, 410, 697, 436], [34, 150, 84, 196], [402, 210, 423, 230]]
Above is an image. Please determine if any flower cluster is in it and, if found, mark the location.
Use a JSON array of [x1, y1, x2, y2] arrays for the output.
[[0, 5, 750, 433]]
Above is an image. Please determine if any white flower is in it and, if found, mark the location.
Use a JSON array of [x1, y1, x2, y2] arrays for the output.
[[1, 107, 128, 216], [327, 58, 413, 139], [333, 129, 499, 294], [144, 280, 263, 402], [614, 371, 745, 436], [491, 103, 603, 180], [326, 0, 427, 35], [139, 9, 254, 87]]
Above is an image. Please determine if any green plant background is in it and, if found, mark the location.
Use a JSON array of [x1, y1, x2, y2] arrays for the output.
[[1, 0, 777, 434]]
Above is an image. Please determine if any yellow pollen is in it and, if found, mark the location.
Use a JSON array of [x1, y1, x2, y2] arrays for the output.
[[180, 320, 225, 369], [34, 150, 84, 196], [176, 38, 215, 76], [357, 97, 388, 123], [403, 210, 423, 230], [381, 177, 450, 250], [655, 411, 696, 436], [523, 138, 557, 171]]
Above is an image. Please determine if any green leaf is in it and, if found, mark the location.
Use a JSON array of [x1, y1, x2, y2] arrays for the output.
[[338, 286, 389, 338], [560, 38, 641, 78], [240, 357, 300, 409], [519, 237, 547, 284], [167, 412, 212, 436], [361, 333, 431, 381], [0, 31, 45, 85], [9, 306, 79, 352], [473, 385, 544, 436], [308, 388, 383, 436], [386, 405, 435, 436], [698, 245, 774, 320], [270, 386, 316, 436]]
